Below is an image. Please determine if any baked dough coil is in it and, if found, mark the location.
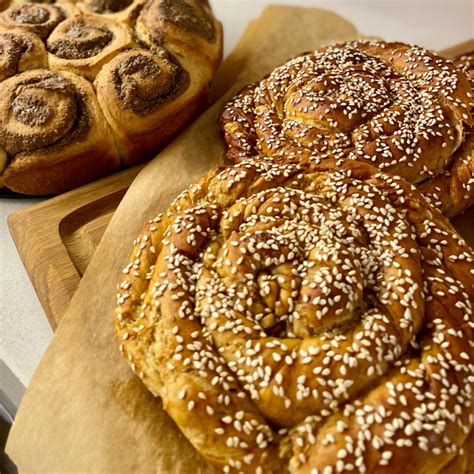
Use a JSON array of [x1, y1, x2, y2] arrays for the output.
[[115, 157, 474, 473], [0, 69, 120, 193], [77, 0, 144, 24], [0, 0, 222, 194], [95, 47, 209, 165], [220, 41, 474, 217], [135, 0, 222, 80]]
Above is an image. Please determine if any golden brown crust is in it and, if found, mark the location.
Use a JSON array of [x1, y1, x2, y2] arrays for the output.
[[0, 0, 11, 12], [417, 51, 474, 217], [418, 130, 474, 217], [220, 41, 474, 217], [0, 0, 222, 194], [0, 69, 120, 194], [115, 157, 474, 473], [454, 51, 474, 86]]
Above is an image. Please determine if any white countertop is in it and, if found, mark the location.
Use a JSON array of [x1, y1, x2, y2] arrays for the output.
[[0, 0, 472, 392]]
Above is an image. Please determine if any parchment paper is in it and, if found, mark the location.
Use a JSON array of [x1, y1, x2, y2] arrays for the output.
[[3, 6, 390, 473]]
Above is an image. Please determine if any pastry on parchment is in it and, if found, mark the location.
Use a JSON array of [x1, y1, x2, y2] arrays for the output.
[[115, 156, 474, 473]]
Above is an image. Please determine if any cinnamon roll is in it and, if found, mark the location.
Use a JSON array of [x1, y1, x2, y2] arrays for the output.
[[0, 1, 68, 39], [135, 0, 222, 80], [220, 41, 474, 217], [95, 48, 208, 165], [115, 157, 474, 473], [0, 69, 120, 194], [47, 14, 136, 80], [0, 28, 48, 81]]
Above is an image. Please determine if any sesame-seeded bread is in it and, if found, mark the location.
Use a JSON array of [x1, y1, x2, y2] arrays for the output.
[[220, 41, 474, 218], [115, 156, 474, 473], [418, 51, 474, 217]]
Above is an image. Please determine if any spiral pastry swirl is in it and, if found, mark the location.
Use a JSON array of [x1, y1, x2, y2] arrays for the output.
[[115, 157, 474, 473], [0, 1, 67, 38], [95, 48, 209, 165], [0, 28, 48, 81], [0, 69, 120, 194], [220, 41, 474, 217], [47, 14, 135, 80], [135, 0, 222, 79]]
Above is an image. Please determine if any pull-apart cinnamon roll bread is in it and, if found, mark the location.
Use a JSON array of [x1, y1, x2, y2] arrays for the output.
[[115, 157, 474, 473], [220, 41, 474, 217], [0, 0, 222, 194]]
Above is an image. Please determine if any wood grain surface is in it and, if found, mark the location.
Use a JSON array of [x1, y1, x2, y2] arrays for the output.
[[8, 165, 144, 327], [8, 39, 474, 329]]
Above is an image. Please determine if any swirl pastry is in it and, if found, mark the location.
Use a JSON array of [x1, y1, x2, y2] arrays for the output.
[[135, 0, 222, 79], [47, 14, 136, 80], [95, 48, 207, 165], [220, 41, 474, 217], [0, 1, 68, 39], [115, 157, 474, 473], [0, 69, 120, 194], [0, 28, 48, 81], [0, 0, 222, 194]]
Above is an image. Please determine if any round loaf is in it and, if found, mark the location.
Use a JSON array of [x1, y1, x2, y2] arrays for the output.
[[220, 41, 474, 217], [0, 0, 222, 194], [115, 157, 474, 473]]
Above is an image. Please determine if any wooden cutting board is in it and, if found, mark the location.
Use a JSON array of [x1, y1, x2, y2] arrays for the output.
[[8, 39, 474, 330]]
